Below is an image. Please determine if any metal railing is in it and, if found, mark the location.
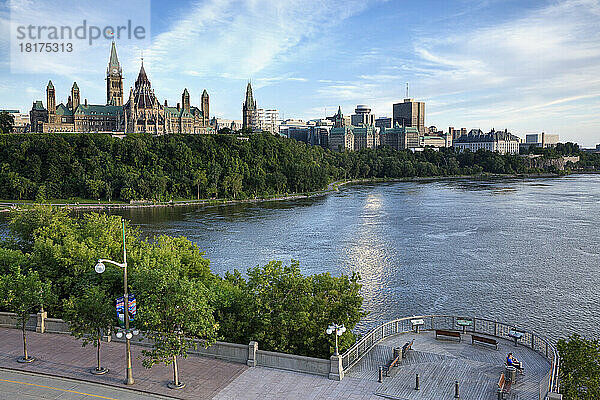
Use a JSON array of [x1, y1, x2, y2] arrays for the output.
[[340, 315, 560, 397]]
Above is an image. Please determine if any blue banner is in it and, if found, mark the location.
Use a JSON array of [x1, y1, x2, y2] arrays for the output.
[[116, 294, 136, 327]]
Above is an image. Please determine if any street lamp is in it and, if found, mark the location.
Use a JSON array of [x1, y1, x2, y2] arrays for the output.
[[326, 323, 346, 356], [94, 219, 136, 386]]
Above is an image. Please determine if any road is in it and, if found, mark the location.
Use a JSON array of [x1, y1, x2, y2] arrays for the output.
[[0, 368, 172, 400]]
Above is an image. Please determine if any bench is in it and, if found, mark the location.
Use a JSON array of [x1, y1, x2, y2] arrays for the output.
[[385, 353, 401, 377], [402, 339, 414, 358], [472, 334, 498, 350], [497, 372, 512, 399], [435, 329, 461, 342]]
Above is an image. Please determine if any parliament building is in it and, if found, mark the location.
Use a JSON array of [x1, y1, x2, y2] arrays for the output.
[[30, 42, 211, 134]]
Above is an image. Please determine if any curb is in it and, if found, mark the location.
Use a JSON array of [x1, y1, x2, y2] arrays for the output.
[[0, 366, 179, 399]]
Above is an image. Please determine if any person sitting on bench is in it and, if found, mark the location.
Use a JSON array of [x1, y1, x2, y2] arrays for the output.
[[506, 353, 524, 374]]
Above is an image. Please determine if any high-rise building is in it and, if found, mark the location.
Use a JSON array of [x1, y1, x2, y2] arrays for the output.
[[449, 127, 467, 140], [106, 41, 123, 106], [242, 82, 257, 130], [375, 117, 392, 132], [351, 104, 375, 126], [393, 98, 425, 134]]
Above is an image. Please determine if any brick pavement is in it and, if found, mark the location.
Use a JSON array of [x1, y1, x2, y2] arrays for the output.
[[0, 328, 384, 399], [0, 328, 247, 399]]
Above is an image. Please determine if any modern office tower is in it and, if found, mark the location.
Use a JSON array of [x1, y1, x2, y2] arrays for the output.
[[393, 98, 425, 134], [381, 126, 420, 150]]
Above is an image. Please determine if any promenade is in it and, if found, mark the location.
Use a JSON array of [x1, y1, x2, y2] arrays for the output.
[[0, 328, 380, 399]]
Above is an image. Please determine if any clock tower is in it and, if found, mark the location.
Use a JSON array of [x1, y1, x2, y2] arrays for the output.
[[106, 41, 123, 106]]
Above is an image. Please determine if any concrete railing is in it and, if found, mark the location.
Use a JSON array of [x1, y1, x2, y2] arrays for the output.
[[0, 312, 342, 379]]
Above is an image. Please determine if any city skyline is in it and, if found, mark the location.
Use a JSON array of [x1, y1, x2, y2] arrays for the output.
[[1, 0, 599, 146]]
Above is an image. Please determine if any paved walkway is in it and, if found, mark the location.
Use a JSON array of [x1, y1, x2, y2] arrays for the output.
[[0, 328, 387, 399], [0, 328, 247, 399], [0, 368, 170, 399]]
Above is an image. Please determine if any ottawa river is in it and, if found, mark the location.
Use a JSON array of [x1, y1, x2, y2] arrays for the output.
[[106, 174, 600, 341]]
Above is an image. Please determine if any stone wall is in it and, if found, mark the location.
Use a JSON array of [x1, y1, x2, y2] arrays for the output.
[[0, 312, 341, 379]]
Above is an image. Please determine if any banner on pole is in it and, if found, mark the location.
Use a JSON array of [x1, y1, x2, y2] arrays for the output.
[[116, 294, 136, 327]]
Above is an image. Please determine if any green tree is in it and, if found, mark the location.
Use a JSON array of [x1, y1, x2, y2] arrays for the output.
[[135, 268, 218, 389], [214, 260, 365, 358], [193, 168, 207, 200], [63, 285, 115, 374], [558, 334, 600, 399], [0, 267, 53, 362], [0, 111, 14, 133]]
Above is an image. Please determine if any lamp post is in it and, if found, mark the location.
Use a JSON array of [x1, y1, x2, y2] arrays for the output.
[[326, 323, 346, 356], [94, 219, 136, 386]]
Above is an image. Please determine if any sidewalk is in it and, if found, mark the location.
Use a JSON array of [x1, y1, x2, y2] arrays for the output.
[[0, 328, 247, 399]]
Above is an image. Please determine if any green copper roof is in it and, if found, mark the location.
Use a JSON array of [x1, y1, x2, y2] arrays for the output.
[[183, 88, 189, 95], [33, 101, 45, 111], [47, 80, 54, 90], [108, 41, 120, 71], [56, 103, 72, 116], [74, 104, 122, 116], [72, 82, 79, 90]]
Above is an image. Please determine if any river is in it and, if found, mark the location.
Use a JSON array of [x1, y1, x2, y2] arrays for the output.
[[99, 174, 599, 340]]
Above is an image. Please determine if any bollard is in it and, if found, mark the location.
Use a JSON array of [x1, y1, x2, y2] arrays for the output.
[[378, 366, 383, 383], [415, 373, 420, 390], [454, 380, 460, 398]]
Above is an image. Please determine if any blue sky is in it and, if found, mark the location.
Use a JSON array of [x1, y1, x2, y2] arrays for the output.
[[1, 0, 599, 146]]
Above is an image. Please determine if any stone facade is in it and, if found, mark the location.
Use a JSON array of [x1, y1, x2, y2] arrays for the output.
[[29, 41, 211, 134]]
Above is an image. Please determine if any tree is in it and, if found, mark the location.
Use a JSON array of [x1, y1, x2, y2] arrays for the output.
[[214, 260, 365, 358], [557, 334, 600, 399], [0, 111, 14, 134], [63, 285, 115, 374], [0, 267, 53, 362], [135, 268, 218, 389], [193, 168, 207, 200]]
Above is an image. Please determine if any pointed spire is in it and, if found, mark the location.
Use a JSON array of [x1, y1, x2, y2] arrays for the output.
[[47, 80, 54, 90], [136, 60, 150, 87], [72, 82, 79, 90], [202, 89, 208, 97], [336, 106, 342, 117]]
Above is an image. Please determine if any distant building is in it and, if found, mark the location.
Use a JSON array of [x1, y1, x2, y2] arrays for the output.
[[449, 127, 467, 140], [453, 129, 520, 154], [211, 118, 242, 132], [353, 125, 378, 150], [375, 117, 391, 132], [381, 125, 420, 151], [421, 134, 451, 148], [242, 82, 258, 130], [257, 108, 279, 134], [326, 106, 351, 128], [329, 126, 354, 151], [393, 98, 425, 134], [521, 132, 559, 151], [1, 109, 29, 132], [597, 144, 600, 152], [351, 104, 375, 127]]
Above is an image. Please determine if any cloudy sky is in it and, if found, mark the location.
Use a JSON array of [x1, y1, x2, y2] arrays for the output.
[[1, 0, 599, 146]]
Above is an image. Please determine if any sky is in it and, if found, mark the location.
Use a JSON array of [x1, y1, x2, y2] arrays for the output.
[[1, 0, 599, 146]]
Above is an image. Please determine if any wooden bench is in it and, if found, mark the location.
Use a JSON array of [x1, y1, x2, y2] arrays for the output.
[[472, 334, 498, 350], [402, 339, 414, 358], [497, 372, 512, 398], [435, 329, 461, 342], [385, 353, 401, 377]]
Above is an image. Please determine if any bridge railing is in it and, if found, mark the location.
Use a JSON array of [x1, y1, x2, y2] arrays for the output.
[[340, 315, 559, 396]]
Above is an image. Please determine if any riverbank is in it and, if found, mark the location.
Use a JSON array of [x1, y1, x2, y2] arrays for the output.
[[0, 172, 566, 213]]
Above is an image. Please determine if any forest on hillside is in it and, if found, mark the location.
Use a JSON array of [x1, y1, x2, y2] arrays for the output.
[[0, 132, 588, 201]]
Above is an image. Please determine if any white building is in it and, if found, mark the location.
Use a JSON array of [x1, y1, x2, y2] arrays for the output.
[[256, 108, 279, 134], [211, 118, 242, 132], [453, 129, 520, 154]]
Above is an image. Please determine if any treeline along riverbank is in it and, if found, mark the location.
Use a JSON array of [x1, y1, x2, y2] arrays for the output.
[[0, 132, 595, 202]]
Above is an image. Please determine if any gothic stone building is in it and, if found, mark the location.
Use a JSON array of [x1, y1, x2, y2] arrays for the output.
[[30, 41, 211, 134]]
